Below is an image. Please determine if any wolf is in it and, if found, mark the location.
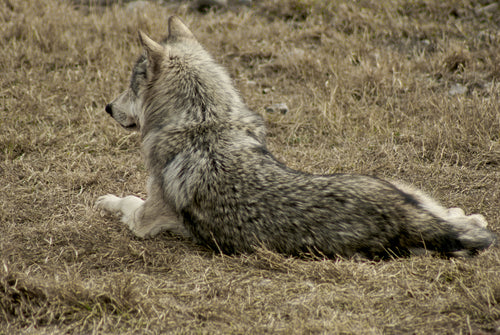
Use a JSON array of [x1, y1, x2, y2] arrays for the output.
[[96, 16, 496, 259]]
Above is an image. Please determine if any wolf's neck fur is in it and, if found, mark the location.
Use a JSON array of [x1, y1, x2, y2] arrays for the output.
[[141, 52, 246, 134]]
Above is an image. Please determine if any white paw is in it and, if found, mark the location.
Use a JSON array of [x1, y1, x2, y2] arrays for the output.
[[95, 194, 123, 215], [446, 207, 465, 218], [468, 214, 488, 228], [445, 207, 488, 228], [96, 194, 145, 232]]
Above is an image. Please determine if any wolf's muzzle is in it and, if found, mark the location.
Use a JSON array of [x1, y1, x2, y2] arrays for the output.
[[105, 104, 113, 116]]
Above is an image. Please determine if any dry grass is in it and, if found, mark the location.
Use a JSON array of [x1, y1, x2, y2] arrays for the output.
[[1, 0, 499, 333]]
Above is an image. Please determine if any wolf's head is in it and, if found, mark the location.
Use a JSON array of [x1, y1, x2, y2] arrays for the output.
[[104, 16, 240, 134]]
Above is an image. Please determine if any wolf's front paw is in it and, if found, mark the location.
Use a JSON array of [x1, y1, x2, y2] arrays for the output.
[[95, 194, 123, 216], [96, 194, 145, 232]]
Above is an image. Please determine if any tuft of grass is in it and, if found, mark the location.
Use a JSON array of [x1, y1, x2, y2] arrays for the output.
[[1, 0, 499, 333]]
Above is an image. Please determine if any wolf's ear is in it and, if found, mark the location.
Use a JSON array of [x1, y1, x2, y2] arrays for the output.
[[138, 31, 164, 66], [167, 16, 196, 41]]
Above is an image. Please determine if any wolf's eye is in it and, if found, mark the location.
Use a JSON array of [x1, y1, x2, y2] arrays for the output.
[[130, 77, 142, 97], [135, 69, 147, 78], [130, 55, 148, 96], [130, 71, 145, 96]]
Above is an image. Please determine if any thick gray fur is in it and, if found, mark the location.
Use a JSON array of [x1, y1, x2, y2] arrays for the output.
[[96, 16, 496, 259]]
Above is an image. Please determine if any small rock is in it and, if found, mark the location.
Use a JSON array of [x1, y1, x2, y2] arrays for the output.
[[290, 48, 305, 58], [126, 0, 150, 11], [448, 83, 468, 96], [195, 0, 228, 12], [265, 103, 289, 115]]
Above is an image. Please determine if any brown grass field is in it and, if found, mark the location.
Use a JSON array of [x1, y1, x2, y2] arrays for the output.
[[1, 0, 500, 333]]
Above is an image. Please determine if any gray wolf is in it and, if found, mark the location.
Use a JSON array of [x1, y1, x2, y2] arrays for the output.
[[96, 16, 496, 259]]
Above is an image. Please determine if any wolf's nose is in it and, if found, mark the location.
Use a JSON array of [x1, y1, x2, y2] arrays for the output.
[[105, 104, 113, 115]]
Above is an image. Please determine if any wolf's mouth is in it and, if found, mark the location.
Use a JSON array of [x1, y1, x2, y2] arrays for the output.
[[123, 124, 138, 130], [105, 104, 138, 130]]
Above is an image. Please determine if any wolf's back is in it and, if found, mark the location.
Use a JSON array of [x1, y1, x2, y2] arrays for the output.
[[173, 149, 496, 258]]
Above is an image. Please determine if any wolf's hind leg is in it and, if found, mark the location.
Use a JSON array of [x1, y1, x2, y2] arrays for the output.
[[391, 180, 494, 254], [391, 180, 489, 228], [446, 207, 488, 228]]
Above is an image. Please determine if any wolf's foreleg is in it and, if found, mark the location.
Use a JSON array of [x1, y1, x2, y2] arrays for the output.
[[96, 194, 187, 238], [96, 194, 144, 232]]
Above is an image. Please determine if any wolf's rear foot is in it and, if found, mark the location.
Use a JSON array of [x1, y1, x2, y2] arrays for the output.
[[446, 207, 488, 228], [446, 207, 465, 218], [467, 214, 488, 228]]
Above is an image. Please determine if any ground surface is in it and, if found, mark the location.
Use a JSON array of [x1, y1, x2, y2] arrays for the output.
[[1, 0, 499, 333]]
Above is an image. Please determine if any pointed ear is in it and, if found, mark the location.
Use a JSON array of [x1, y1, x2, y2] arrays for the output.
[[168, 16, 196, 41], [138, 30, 164, 65]]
